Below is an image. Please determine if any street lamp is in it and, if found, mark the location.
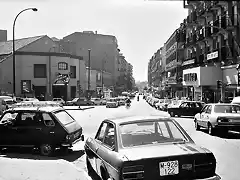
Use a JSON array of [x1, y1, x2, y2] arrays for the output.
[[12, 8, 38, 96], [87, 49, 91, 99]]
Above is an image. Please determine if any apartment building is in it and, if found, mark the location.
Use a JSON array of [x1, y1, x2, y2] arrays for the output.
[[62, 31, 120, 90], [183, 1, 240, 102]]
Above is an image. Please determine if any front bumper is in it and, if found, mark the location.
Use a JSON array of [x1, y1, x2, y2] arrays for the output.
[[61, 134, 84, 147], [195, 174, 221, 180]]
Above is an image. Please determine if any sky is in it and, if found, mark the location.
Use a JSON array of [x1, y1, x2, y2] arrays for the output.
[[1, 0, 188, 82]]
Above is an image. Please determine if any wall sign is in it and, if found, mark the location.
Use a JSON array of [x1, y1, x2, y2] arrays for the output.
[[21, 80, 31, 94], [182, 59, 195, 66], [184, 73, 197, 82], [207, 51, 218, 60]]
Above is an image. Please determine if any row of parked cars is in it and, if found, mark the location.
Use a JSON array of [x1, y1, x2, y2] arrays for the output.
[[145, 95, 240, 136], [0, 95, 221, 179]]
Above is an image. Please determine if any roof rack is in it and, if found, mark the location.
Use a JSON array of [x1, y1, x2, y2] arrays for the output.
[[11, 101, 62, 109]]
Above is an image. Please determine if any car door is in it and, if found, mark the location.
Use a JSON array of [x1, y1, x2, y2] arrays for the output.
[[96, 122, 119, 178], [179, 102, 189, 116], [202, 105, 212, 128], [90, 122, 108, 173], [0, 111, 19, 146], [197, 105, 208, 127]]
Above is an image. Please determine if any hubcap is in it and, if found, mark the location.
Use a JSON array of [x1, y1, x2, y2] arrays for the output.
[[41, 144, 52, 155]]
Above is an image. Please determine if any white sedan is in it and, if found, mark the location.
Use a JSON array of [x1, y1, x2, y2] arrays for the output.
[[106, 98, 119, 108], [194, 103, 240, 135]]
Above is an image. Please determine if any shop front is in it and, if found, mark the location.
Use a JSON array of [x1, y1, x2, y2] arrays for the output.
[[222, 65, 238, 102], [182, 66, 222, 103]]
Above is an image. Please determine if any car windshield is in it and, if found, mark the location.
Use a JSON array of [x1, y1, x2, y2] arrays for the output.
[[214, 105, 240, 113], [54, 110, 75, 125], [119, 120, 187, 147], [72, 98, 79, 102]]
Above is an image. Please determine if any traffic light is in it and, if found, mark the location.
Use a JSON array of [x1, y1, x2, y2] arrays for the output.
[[217, 80, 222, 89], [238, 72, 240, 86]]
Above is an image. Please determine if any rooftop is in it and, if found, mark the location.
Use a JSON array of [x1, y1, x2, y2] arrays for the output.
[[0, 35, 44, 55]]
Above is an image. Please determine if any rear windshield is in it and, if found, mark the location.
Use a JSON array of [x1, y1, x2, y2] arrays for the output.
[[54, 110, 75, 125]]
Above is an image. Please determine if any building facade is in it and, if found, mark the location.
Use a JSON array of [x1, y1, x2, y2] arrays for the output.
[[62, 31, 120, 89], [0, 34, 85, 101], [183, 0, 240, 102]]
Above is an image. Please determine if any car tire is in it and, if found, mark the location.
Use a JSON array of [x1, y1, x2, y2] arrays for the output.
[[170, 111, 175, 117], [195, 120, 200, 131], [39, 144, 55, 156]]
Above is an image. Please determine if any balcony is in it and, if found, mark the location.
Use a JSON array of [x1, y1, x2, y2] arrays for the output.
[[221, 15, 227, 29]]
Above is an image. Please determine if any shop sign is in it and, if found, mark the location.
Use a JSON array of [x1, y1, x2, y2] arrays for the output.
[[21, 80, 31, 94], [184, 73, 197, 82], [182, 59, 195, 66], [207, 51, 218, 60], [165, 60, 181, 71]]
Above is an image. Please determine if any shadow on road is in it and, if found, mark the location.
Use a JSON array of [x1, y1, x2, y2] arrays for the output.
[[0, 147, 85, 162], [201, 129, 240, 139]]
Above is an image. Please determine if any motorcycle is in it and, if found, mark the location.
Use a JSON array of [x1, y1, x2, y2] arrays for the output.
[[125, 102, 131, 109], [137, 96, 139, 101]]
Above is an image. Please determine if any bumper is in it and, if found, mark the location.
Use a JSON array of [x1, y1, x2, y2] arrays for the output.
[[195, 175, 221, 180], [215, 123, 240, 131], [61, 134, 84, 147]]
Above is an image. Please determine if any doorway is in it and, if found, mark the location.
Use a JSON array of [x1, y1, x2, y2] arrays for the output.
[[71, 86, 76, 99], [52, 84, 67, 101]]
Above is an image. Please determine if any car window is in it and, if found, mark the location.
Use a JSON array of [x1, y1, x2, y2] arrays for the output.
[[103, 123, 115, 149], [214, 105, 240, 113], [42, 113, 55, 126], [120, 120, 187, 147], [54, 110, 75, 125], [201, 105, 208, 113], [18, 112, 41, 126], [180, 102, 188, 108], [96, 122, 108, 142], [0, 112, 18, 123], [206, 105, 212, 114]]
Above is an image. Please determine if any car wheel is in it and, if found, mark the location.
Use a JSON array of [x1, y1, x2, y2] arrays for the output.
[[177, 114, 181, 117], [170, 111, 175, 117], [39, 144, 55, 156], [195, 120, 200, 131], [208, 123, 214, 135]]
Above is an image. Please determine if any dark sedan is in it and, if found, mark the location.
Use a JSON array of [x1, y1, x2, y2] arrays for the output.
[[84, 116, 220, 180], [168, 101, 205, 117]]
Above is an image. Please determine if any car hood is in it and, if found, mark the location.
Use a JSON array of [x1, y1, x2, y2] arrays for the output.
[[119, 143, 210, 161]]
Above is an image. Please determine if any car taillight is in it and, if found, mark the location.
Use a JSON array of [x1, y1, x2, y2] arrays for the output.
[[122, 165, 144, 180], [217, 117, 229, 122], [66, 135, 71, 140]]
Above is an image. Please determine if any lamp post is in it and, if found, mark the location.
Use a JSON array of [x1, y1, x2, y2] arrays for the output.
[[87, 49, 91, 99], [12, 8, 38, 96], [48, 46, 56, 100]]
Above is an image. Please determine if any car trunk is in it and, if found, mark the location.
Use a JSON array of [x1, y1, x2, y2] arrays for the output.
[[120, 143, 216, 179], [63, 121, 83, 142]]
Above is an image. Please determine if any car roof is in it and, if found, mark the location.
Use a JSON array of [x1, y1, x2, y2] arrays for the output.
[[105, 115, 172, 125], [7, 106, 63, 112]]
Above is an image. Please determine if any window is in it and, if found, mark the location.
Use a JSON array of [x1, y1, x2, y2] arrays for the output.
[[58, 62, 68, 70], [54, 110, 75, 125], [96, 122, 108, 142], [18, 112, 43, 126], [70, 66, 76, 78], [42, 113, 55, 126], [0, 112, 18, 123], [34, 64, 46, 78], [206, 105, 212, 114], [103, 123, 115, 149]]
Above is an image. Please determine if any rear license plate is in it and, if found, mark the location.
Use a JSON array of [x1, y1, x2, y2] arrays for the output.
[[159, 160, 179, 176]]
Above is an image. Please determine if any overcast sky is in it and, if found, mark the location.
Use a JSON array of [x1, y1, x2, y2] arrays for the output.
[[1, 0, 188, 82]]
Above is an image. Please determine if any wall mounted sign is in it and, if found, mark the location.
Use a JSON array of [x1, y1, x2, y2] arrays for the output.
[[54, 73, 71, 85], [207, 51, 218, 60], [182, 59, 195, 66], [21, 80, 31, 94], [184, 73, 197, 82]]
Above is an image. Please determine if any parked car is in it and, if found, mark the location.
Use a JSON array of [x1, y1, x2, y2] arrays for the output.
[[194, 103, 240, 135], [3, 99, 17, 110], [100, 98, 107, 105], [116, 97, 126, 106], [0, 96, 13, 115], [106, 98, 119, 108], [52, 98, 65, 106], [22, 98, 39, 102], [66, 98, 94, 106], [231, 96, 240, 105], [156, 99, 172, 111], [168, 101, 204, 117], [0, 102, 84, 156], [91, 98, 102, 105], [85, 116, 220, 180]]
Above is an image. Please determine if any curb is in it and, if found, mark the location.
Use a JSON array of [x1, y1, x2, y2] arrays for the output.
[[65, 107, 95, 111]]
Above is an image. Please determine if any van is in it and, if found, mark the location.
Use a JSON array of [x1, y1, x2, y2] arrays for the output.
[[0, 103, 84, 156]]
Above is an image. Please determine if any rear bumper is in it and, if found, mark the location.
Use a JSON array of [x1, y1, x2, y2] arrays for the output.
[[61, 134, 84, 147], [215, 123, 240, 131], [195, 174, 221, 180]]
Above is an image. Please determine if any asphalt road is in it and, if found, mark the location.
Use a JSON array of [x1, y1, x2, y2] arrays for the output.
[[69, 97, 240, 180]]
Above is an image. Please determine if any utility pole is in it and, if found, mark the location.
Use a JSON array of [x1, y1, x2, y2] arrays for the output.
[[101, 57, 105, 97], [88, 49, 91, 99]]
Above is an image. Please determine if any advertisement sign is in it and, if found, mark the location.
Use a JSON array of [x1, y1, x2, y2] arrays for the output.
[[207, 51, 218, 60], [21, 80, 31, 94]]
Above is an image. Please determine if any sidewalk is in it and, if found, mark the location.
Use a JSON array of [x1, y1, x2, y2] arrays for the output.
[[64, 106, 95, 110], [0, 156, 90, 180]]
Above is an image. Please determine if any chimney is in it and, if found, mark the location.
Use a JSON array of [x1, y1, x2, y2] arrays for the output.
[[95, 31, 97, 34], [0, 30, 7, 42]]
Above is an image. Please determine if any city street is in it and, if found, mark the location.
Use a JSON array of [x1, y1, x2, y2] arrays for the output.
[[0, 97, 240, 180]]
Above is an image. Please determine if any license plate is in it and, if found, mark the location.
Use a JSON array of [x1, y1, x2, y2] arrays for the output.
[[159, 160, 179, 176]]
